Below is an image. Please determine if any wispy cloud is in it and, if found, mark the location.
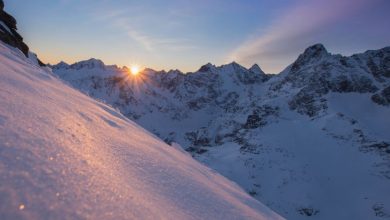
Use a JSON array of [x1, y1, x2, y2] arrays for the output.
[[228, 0, 382, 73], [87, 2, 196, 53]]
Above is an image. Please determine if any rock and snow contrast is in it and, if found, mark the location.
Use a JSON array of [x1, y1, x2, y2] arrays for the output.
[[0, 41, 283, 220], [1, 0, 389, 218], [0, 2, 283, 218], [52, 44, 390, 219]]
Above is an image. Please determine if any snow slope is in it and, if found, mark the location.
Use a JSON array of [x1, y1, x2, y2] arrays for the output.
[[52, 44, 390, 219], [0, 42, 282, 219]]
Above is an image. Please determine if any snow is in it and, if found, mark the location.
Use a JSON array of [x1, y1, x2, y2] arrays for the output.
[[198, 112, 390, 219], [51, 44, 390, 219], [0, 42, 282, 220]]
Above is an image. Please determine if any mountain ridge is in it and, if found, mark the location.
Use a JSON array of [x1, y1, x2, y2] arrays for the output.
[[0, 1, 283, 219], [51, 43, 390, 76], [52, 43, 390, 219], [0, 40, 282, 220]]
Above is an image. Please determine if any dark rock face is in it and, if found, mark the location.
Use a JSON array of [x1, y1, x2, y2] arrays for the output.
[[364, 48, 390, 79], [0, 0, 45, 66], [0, 0, 29, 56], [289, 91, 327, 117], [198, 63, 214, 72], [244, 105, 279, 129], [244, 114, 264, 129], [297, 207, 320, 216], [185, 128, 211, 148], [270, 44, 390, 116], [372, 86, 390, 106], [291, 44, 329, 72], [373, 203, 390, 217]]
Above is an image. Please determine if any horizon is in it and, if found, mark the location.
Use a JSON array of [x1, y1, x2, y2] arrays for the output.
[[5, 0, 390, 73], [1, 1, 390, 219], [48, 43, 389, 74]]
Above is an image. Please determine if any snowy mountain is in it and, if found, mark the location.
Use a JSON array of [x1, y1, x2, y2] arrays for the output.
[[0, 41, 284, 220], [52, 44, 390, 219], [0, 3, 283, 218]]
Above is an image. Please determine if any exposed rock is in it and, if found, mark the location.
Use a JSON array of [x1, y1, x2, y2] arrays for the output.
[[0, 0, 45, 66], [373, 203, 390, 217], [289, 89, 328, 117], [198, 63, 214, 72], [244, 105, 279, 129], [365, 142, 390, 154], [51, 43, 390, 220], [372, 86, 390, 106], [185, 128, 211, 148], [271, 43, 388, 116], [363, 47, 390, 79], [249, 64, 264, 74], [291, 44, 329, 72], [0, 2, 28, 56], [297, 207, 320, 216]]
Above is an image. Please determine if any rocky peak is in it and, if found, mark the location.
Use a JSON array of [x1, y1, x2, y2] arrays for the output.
[[249, 64, 265, 75], [303, 44, 328, 57], [291, 44, 330, 72], [167, 69, 184, 75], [51, 61, 70, 70], [222, 61, 246, 70], [70, 58, 106, 70], [198, 63, 215, 72]]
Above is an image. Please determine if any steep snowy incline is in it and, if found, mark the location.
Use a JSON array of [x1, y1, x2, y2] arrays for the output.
[[0, 42, 282, 220]]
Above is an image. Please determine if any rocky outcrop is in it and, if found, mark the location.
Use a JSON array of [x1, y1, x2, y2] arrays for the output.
[[0, 0, 45, 66], [0, 0, 28, 56], [372, 86, 390, 106], [267, 44, 390, 116]]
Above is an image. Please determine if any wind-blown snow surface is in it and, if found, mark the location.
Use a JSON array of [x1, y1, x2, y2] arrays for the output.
[[0, 42, 282, 220], [52, 44, 390, 219]]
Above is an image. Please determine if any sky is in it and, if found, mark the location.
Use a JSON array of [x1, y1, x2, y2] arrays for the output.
[[5, 0, 390, 73]]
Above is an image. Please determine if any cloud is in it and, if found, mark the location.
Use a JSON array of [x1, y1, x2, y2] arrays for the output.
[[228, 0, 381, 73], [87, 2, 196, 53]]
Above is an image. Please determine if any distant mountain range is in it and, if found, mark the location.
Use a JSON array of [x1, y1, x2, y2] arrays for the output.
[[0, 1, 282, 219], [51, 43, 390, 219]]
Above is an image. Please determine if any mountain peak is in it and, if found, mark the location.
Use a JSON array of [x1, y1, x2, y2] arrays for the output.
[[167, 69, 184, 75], [221, 61, 248, 71], [228, 61, 240, 66], [70, 58, 106, 70], [303, 44, 328, 57], [198, 63, 215, 72], [51, 61, 70, 70], [249, 64, 265, 75], [290, 44, 330, 72]]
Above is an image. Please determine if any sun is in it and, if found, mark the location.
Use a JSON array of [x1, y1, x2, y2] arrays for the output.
[[130, 65, 140, 76]]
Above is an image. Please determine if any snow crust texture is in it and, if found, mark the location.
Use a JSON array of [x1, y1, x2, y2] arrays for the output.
[[53, 44, 390, 220], [0, 42, 282, 220]]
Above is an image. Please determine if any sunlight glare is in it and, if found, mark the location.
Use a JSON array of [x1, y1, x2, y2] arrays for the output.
[[130, 65, 140, 76]]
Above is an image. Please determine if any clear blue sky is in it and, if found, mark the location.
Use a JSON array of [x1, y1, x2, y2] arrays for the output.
[[5, 0, 390, 73]]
